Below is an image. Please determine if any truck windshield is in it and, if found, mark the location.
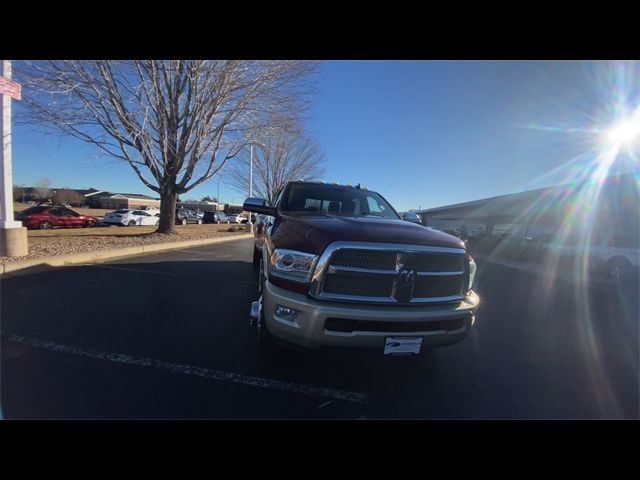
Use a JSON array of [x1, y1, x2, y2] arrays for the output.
[[281, 184, 400, 219]]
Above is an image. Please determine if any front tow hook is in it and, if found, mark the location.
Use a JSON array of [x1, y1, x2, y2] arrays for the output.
[[249, 299, 260, 326]]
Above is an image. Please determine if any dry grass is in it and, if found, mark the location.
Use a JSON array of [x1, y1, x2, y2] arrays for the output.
[[28, 223, 232, 239], [1, 225, 249, 262], [3, 205, 251, 262]]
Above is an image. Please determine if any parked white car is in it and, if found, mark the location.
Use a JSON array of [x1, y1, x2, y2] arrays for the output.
[[103, 209, 160, 226], [227, 213, 246, 224], [141, 206, 160, 216], [541, 231, 639, 283]]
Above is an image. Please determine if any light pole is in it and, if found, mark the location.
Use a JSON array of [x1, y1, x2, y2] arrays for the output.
[[246, 140, 268, 231]]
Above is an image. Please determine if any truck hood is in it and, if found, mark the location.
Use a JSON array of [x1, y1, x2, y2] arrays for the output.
[[271, 213, 465, 255]]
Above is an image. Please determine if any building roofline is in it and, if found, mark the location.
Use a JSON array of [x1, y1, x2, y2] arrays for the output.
[[416, 171, 638, 215]]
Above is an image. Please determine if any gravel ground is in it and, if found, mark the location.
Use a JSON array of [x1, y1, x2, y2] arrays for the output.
[[0, 229, 249, 263]]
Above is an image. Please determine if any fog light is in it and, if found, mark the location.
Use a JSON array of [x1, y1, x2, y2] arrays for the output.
[[275, 305, 298, 322]]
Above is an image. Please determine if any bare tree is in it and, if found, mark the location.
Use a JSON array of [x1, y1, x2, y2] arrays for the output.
[[16, 60, 318, 233], [13, 185, 26, 203], [225, 129, 325, 204], [52, 189, 85, 206], [33, 177, 52, 201]]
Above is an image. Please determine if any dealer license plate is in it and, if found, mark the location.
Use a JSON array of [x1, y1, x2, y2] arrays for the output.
[[384, 337, 423, 356]]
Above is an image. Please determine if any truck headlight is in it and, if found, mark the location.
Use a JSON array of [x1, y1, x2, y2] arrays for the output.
[[269, 248, 318, 283], [467, 255, 477, 291]]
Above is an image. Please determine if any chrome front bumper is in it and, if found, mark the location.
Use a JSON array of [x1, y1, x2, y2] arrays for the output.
[[261, 280, 479, 350]]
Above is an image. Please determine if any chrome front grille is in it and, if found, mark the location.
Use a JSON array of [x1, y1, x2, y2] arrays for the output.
[[413, 275, 463, 298], [409, 252, 465, 272], [310, 242, 467, 305], [330, 249, 397, 270], [323, 273, 394, 297]]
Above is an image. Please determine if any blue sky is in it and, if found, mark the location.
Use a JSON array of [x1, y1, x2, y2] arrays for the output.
[[11, 60, 639, 211]]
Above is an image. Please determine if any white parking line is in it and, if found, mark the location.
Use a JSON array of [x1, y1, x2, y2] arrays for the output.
[[172, 249, 228, 255], [2, 333, 370, 405]]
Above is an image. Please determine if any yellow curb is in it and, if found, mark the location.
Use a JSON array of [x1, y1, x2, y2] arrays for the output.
[[1, 233, 253, 275]]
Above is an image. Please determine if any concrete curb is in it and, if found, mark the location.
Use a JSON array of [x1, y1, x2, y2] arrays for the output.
[[0, 233, 253, 275]]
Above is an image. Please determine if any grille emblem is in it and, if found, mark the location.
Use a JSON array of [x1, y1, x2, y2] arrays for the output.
[[399, 268, 415, 284], [394, 267, 416, 302]]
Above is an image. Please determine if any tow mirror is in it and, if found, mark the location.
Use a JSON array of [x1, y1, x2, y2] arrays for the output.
[[243, 198, 277, 216], [401, 212, 422, 224]]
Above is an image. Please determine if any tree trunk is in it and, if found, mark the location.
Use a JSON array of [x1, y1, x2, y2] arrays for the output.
[[157, 188, 177, 234]]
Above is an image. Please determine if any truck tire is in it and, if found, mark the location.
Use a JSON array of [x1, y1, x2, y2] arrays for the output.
[[252, 246, 261, 269], [253, 263, 281, 356], [251, 290, 276, 356]]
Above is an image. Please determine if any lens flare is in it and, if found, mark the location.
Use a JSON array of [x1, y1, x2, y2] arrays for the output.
[[605, 118, 640, 146], [495, 61, 640, 418]]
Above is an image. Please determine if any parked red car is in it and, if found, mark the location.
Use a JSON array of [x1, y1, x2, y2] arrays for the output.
[[15, 205, 99, 230]]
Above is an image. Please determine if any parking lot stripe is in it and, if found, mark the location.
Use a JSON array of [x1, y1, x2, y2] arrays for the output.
[[2, 333, 370, 405]]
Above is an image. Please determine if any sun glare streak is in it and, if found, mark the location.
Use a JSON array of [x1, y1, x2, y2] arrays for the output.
[[503, 61, 640, 417], [605, 118, 640, 146]]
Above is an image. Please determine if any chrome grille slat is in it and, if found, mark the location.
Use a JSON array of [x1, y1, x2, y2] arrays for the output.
[[328, 265, 398, 276], [310, 242, 467, 305], [416, 271, 464, 276]]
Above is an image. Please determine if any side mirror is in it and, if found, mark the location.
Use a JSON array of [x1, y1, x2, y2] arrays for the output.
[[243, 197, 277, 217], [401, 212, 422, 224]]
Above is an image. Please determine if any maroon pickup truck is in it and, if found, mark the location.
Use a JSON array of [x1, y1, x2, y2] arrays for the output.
[[243, 181, 479, 357]]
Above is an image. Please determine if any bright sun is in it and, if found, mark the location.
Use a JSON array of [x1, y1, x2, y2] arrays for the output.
[[604, 118, 640, 147]]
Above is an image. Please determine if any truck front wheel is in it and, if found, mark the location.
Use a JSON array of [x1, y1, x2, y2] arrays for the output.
[[250, 293, 277, 356], [252, 246, 261, 269]]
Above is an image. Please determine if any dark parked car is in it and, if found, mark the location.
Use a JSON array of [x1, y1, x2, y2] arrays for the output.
[[176, 208, 203, 225], [202, 211, 231, 224], [14, 205, 99, 230]]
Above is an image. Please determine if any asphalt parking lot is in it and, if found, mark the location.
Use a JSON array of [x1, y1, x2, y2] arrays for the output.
[[1, 238, 638, 419]]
